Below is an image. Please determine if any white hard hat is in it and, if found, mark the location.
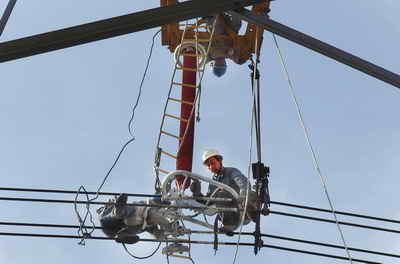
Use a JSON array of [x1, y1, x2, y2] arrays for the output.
[[202, 149, 223, 164]]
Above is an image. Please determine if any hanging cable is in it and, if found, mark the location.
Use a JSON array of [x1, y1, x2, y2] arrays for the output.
[[74, 29, 160, 245], [122, 241, 161, 260], [128, 29, 161, 137], [272, 33, 353, 264]]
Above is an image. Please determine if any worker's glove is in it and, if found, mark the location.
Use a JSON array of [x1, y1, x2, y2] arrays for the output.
[[190, 180, 202, 196], [238, 192, 248, 204]]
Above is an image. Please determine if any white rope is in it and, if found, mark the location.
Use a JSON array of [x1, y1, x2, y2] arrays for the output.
[[232, 84, 255, 264], [232, 28, 262, 263], [272, 33, 353, 264]]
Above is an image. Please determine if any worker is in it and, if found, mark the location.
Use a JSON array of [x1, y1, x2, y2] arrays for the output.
[[204, 13, 245, 77], [190, 149, 257, 234], [97, 194, 181, 244]]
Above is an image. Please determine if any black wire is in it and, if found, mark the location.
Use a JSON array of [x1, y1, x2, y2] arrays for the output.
[[0, 232, 382, 264], [2, 196, 400, 234], [122, 241, 161, 259], [128, 29, 161, 137], [0, 187, 160, 198], [1, 221, 398, 259], [2, 187, 399, 224], [74, 29, 161, 244]]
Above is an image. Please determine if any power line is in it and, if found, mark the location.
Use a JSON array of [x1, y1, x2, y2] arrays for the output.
[[0, 231, 382, 264], [270, 210, 400, 234], [1, 187, 398, 224], [0, 221, 398, 259], [1, 195, 399, 235]]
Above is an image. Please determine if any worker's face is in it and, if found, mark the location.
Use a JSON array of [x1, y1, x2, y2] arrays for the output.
[[214, 57, 226, 67], [205, 157, 222, 174]]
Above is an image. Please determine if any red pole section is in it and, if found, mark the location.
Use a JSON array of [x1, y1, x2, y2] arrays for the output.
[[176, 54, 197, 189]]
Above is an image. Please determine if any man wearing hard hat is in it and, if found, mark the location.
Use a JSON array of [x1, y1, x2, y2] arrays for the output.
[[191, 149, 257, 233]]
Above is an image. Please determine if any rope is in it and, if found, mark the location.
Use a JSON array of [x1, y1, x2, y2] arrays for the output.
[[232, 54, 258, 264], [272, 33, 353, 264]]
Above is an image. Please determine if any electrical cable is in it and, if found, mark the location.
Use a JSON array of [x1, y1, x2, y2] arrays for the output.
[[272, 33, 353, 263], [0, 221, 398, 259], [74, 29, 161, 245], [3, 196, 400, 234], [2, 187, 399, 224], [128, 29, 161, 137], [122, 241, 161, 259], [0, 232, 382, 264], [0, 187, 400, 224]]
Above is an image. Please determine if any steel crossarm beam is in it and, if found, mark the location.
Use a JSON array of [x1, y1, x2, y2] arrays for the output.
[[0, 0, 262, 63], [230, 9, 400, 89]]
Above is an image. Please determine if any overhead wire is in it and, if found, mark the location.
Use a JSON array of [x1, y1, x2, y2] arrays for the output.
[[0, 221, 398, 259], [4, 195, 400, 235], [0, 232, 382, 264], [2, 187, 399, 224], [272, 33, 353, 263]]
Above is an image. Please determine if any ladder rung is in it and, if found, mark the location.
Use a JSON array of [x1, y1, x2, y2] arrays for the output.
[[196, 38, 211, 42], [161, 130, 182, 140], [161, 150, 178, 159], [172, 82, 198, 88], [168, 254, 192, 259], [157, 168, 170, 175], [179, 24, 208, 29], [168, 97, 194, 105], [165, 113, 188, 122], [176, 66, 203, 72], [179, 53, 206, 57]]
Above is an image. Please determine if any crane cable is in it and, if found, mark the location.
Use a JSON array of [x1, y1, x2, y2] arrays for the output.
[[272, 33, 353, 264], [74, 29, 161, 245]]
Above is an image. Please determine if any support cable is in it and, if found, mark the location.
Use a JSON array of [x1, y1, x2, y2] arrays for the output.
[[272, 33, 353, 263], [0, 232, 382, 264]]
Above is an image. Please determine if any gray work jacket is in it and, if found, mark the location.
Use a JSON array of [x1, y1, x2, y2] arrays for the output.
[[207, 167, 249, 198]]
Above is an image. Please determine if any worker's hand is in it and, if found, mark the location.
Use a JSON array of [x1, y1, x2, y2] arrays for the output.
[[190, 180, 202, 196]]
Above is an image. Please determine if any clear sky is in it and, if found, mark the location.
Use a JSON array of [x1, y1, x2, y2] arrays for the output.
[[0, 1, 399, 263]]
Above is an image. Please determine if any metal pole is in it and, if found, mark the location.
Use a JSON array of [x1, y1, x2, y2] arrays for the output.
[[0, 0, 17, 37], [230, 9, 400, 90], [176, 55, 196, 189]]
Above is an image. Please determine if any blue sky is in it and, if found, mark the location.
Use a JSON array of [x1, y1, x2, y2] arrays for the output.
[[0, 1, 399, 263]]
